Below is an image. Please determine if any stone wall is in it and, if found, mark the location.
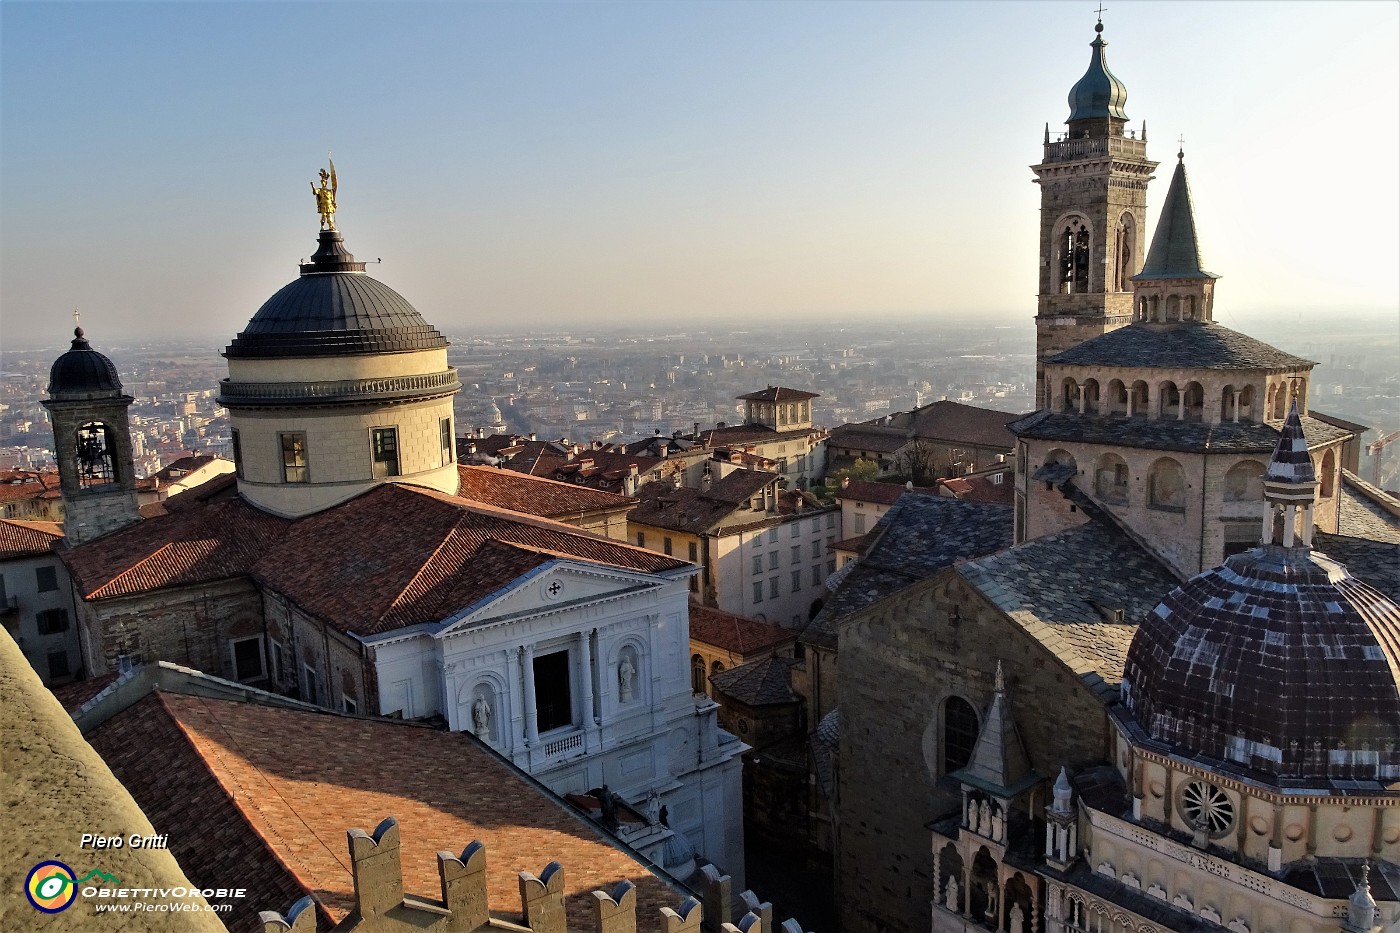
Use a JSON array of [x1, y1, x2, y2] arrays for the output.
[[835, 571, 1115, 933]]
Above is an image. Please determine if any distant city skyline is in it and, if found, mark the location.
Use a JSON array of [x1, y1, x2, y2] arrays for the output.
[[2, 1, 1396, 347]]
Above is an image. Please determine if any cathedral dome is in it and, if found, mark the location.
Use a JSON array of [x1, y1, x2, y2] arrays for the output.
[[225, 229, 449, 359], [48, 327, 123, 398], [1067, 25, 1129, 123]]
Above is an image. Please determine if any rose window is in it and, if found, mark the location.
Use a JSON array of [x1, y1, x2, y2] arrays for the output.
[[1179, 781, 1233, 837]]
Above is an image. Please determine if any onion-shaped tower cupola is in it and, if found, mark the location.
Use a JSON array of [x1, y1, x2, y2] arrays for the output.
[[1066, 21, 1130, 137]]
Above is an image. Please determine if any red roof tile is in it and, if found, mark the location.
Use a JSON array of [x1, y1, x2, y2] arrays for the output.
[[0, 470, 60, 502], [90, 692, 682, 932], [456, 464, 634, 517], [688, 606, 795, 656], [0, 519, 63, 557]]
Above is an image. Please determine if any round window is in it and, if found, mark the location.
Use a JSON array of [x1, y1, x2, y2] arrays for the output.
[[1178, 780, 1234, 838]]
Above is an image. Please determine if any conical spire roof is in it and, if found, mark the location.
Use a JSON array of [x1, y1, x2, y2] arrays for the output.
[[1265, 400, 1316, 486], [1134, 154, 1220, 281], [1067, 24, 1129, 123], [953, 662, 1038, 797]]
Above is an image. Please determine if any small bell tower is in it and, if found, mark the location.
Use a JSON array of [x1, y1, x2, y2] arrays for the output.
[[42, 325, 140, 544]]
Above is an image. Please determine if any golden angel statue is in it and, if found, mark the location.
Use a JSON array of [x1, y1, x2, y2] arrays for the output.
[[311, 160, 338, 230]]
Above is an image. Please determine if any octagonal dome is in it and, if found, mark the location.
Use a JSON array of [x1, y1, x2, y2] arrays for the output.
[[1123, 545, 1400, 782], [225, 229, 448, 359]]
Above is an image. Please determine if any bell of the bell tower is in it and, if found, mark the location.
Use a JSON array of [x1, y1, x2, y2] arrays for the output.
[[1031, 21, 1157, 408]]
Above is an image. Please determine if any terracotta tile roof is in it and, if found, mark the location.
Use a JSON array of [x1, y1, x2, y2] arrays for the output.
[[735, 386, 820, 402], [688, 606, 795, 656], [836, 479, 935, 506], [90, 691, 683, 932], [629, 472, 779, 535], [61, 494, 291, 600], [0, 518, 62, 558], [696, 424, 819, 447], [936, 467, 1015, 505], [456, 464, 635, 517], [888, 399, 1022, 450], [49, 671, 119, 713], [0, 469, 60, 502], [253, 483, 688, 636]]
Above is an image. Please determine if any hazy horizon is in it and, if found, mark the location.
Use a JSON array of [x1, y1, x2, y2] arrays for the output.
[[2, 1, 1397, 347]]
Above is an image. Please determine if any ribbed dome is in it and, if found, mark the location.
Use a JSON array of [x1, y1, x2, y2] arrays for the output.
[[1123, 545, 1400, 781], [225, 229, 448, 359], [1067, 27, 1129, 123], [48, 327, 123, 398]]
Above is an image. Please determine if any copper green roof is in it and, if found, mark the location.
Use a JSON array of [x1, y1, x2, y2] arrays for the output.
[[1067, 26, 1129, 123], [1133, 156, 1220, 281]]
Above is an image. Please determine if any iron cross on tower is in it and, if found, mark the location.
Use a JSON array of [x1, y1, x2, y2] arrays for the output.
[[1094, 4, 1107, 22]]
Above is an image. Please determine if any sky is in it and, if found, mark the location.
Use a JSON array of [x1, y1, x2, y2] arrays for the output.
[[2, 1, 1397, 348]]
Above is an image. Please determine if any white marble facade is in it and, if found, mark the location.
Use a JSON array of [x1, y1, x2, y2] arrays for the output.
[[364, 559, 747, 886]]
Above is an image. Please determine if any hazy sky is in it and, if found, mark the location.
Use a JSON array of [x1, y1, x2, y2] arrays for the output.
[[2, 1, 1397, 348]]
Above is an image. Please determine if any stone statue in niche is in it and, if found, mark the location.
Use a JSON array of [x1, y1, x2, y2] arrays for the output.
[[1009, 902, 1025, 933], [646, 788, 661, 826], [618, 654, 636, 702], [944, 877, 960, 913], [471, 693, 492, 738], [983, 882, 999, 923], [978, 799, 991, 836], [991, 804, 1005, 842]]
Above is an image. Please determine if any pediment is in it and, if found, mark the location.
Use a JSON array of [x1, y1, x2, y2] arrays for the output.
[[436, 560, 664, 637]]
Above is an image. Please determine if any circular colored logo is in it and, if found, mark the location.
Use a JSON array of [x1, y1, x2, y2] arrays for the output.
[[26, 861, 77, 913]]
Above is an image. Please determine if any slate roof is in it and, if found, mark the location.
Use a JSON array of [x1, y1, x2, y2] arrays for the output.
[[1337, 471, 1400, 546], [1010, 410, 1352, 455], [0, 519, 62, 558], [827, 425, 909, 454], [710, 655, 801, 707], [885, 399, 1023, 449], [629, 471, 778, 535], [801, 495, 1013, 649], [735, 386, 820, 402], [955, 521, 1178, 703], [1044, 321, 1312, 370], [48, 326, 123, 396], [456, 464, 635, 517], [1315, 533, 1400, 600], [1132, 157, 1218, 281], [688, 606, 795, 656], [88, 691, 685, 933], [1264, 403, 1315, 484]]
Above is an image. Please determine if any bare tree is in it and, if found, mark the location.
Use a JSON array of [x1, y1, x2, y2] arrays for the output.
[[894, 438, 943, 486]]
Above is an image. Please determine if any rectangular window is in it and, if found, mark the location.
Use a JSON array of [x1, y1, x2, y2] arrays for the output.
[[827, 559, 836, 575], [280, 432, 309, 483], [231, 428, 244, 479], [231, 636, 264, 682], [790, 522, 800, 538], [689, 574, 699, 593], [791, 570, 802, 593], [826, 512, 836, 529], [663, 537, 673, 556], [813, 565, 822, 587], [342, 695, 359, 715], [36, 566, 58, 592], [533, 649, 573, 733], [48, 650, 70, 680], [752, 534, 763, 549], [753, 581, 764, 604], [791, 545, 801, 564], [811, 540, 821, 558], [37, 608, 69, 634], [769, 551, 779, 571], [371, 427, 400, 478], [767, 528, 778, 544], [440, 418, 454, 466], [752, 555, 763, 575], [270, 640, 286, 684], [769, 576, 779, 599], [826, 535, 835, 550], [688, 541, 698, 562], [637, 532, 646, 548], [302, 663, 320, 705], [854, 513, 867, 534]]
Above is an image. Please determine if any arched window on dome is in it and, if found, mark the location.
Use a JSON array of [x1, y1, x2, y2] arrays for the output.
[[76, 421, 117, 489], [1082, 379, 1101, 415], [1094, 453, 1130, 504], [1237, 385, 1256, 423], [1148, 457, 1187, 513], [1320, 449, 1337, 498], [1181, 382, 1204, 422], [1058, 218, 1091, 294], [1107, 379, 1128, 417], [1271, 383, 1287, 420], [1223, 460, 1265, 503], [1158, 381, 1181, 420], [942, 695, 979, 774], [1060, 378, 1079, 414], [1130, 380, 1149, 417]]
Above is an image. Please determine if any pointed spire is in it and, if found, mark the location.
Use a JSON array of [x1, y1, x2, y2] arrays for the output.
[[1346, 863, 1379, 933], [1044, 122, 1051, 145], [1133, 154, 1219, 281], [1051, 766, 1074, 814], [954, 661, 1036, 796], [1265, 400, 1316, 487]]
